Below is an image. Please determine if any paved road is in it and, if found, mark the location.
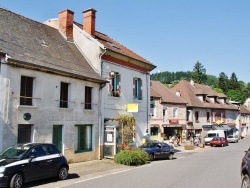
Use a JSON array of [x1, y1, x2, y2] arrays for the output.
[[64, 136, 249, 188], [25, 136, 249, 188]]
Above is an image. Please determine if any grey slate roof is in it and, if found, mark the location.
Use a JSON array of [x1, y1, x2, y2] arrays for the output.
[[0, 8, 106, 83]]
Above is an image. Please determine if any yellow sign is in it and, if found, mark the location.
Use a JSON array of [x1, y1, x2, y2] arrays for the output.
[[127, 104, 138, 112], [216, 120, 223, 125]]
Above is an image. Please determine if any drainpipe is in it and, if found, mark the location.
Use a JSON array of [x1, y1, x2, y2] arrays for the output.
[[98, 48, 106, 160], [146, 72, 150, 136]]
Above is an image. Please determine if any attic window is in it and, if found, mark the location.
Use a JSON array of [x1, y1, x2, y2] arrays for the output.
[[107, 42, 120, 50]]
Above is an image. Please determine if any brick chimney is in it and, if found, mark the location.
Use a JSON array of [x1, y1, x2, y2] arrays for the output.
[[83, 8, 96, 36], [58, 9, 74, 40]]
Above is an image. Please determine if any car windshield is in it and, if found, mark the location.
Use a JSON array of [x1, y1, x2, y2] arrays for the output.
[[0, 145, 31, 159], [140, 142, 158, 148], [207, 133, 217, 138], [228, 136, 233, 138]]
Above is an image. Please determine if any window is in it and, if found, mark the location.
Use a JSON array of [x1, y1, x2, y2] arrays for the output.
[[109, 72, 120, 97], [163, 108, 167, 122], [76, 125, 92, 152], [60, 82, 69, 108], [133, 78, 142, 100], [20, 76, 33, 105], [207, 112, 210, 122], [18, 124, 31, 144], [28, 146, 47, 158], [195, 111, 199, 122], [150, 98, 155, 117], [150, 127, 158, 136], [85, 86, 92, 109], [173, 107, 178, 118]]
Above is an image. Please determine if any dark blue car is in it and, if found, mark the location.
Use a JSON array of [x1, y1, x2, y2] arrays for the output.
[[140, 141, 175, 161]]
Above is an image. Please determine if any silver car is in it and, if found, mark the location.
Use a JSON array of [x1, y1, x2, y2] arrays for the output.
[[227, 135, 239, 143]]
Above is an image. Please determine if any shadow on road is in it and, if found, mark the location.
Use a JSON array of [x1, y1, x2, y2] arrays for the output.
[[23, 173, 80, 187]]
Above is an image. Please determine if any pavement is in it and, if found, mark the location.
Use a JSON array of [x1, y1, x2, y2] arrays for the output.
[[67, 143, 210, 179]]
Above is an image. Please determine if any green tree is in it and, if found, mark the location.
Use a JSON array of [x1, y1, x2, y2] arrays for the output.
[[228, 72, 240, 90], [204, 75, 218, 88], [218, 72, 228, 92], [191, 61, 207, 84], [226, 89, 244, 104], [242, 82, 250, 101], [214, 88, 223, 93]]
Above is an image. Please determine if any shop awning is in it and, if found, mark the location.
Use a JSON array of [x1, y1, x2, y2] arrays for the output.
[[222, 124, 233, 131], [212, 125, 228, 131]]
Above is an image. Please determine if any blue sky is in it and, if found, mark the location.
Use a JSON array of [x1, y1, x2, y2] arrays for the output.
[[0, 0, 249, 83]]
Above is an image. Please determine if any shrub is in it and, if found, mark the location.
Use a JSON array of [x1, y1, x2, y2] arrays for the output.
[[114, 149, 148, 166]]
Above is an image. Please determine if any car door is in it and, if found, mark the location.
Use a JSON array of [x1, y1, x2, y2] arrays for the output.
[[162, 143, 170, 158], [24, 146, 50, 180], [44, 144, 62, 177], [154, 144, 163, 159]]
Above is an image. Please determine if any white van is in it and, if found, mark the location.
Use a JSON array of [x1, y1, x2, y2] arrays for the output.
[[204, 130, 226, 145]]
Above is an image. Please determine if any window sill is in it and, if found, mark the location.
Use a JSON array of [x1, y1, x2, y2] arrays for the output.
[[17, 105, 38, 109], [75, 150, 93, 154], [109, 96, 120, 99], [133, 99, 143, 102], [59, 107, 73, 111], [83, 109, 96, 112]]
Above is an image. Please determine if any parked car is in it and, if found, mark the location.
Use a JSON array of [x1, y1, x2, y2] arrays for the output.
[[205, 130, 226, 145], [210, 137, 228, 147], [0, 143, 69, 188], [241, 147, 250, 188], [227, 135, 239, 143], [139, 141, 175, 161]]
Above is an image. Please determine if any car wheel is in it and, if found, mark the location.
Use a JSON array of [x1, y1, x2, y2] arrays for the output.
[[221, 144, 224, 147], [148, 154, 154, 161], [168, 153, 173, 160], [10, 173, 23, 188], [241, 174, 250, 188], [58, 166, 68, 180]]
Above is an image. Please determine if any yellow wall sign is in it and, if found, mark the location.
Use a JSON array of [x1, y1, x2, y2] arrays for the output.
[[216, 120, 223, 125], [127, 104, 138, 112]]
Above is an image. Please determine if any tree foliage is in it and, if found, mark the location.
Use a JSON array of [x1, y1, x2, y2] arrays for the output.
[[226, 89, 244, 103], [218, 72, 228, 92], [191, 61, 207, 84], [116, 115, 135, 147]]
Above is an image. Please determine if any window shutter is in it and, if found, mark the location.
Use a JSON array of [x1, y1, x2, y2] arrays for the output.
[[117, 74, 121, 91], [133, 78, 135, 96], [140, 79, 142, 99]]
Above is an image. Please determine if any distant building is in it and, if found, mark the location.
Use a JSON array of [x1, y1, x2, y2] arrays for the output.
[[171, 80, 239, 140], [240, 105, 250, 136], [150, 81, 187, 141]]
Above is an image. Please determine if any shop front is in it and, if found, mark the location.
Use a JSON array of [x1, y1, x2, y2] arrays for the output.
[[163, 119, 185, 142]]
